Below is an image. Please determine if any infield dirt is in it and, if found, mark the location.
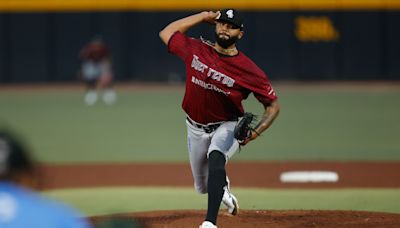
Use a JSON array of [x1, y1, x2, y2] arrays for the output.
[[90, 210, 400, 228]]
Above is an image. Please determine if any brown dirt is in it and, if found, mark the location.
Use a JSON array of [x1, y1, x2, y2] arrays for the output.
[[39, 161, 400, 228], [90, 210, 400, 228], [39, 161, 400, 189]]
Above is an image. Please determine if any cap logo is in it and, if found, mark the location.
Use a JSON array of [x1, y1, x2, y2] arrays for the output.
[[226, 10, 234, 18]]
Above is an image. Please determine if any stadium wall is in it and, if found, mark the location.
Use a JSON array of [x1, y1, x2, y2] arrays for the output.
[[0, 1, 399, 83]]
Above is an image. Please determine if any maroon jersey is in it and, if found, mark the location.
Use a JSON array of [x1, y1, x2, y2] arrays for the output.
[[79, 40, 110, 62], [168, 32, 277, 124]]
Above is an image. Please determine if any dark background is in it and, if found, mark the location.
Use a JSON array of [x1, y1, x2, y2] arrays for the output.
[[0, 11, 399, 83]]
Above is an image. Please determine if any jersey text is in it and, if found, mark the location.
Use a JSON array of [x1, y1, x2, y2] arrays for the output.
[[191, 55, 235, 87], [191, 76, 230, 96]]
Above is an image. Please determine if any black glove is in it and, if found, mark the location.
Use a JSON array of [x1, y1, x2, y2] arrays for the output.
[[234, 112, 256, 143]]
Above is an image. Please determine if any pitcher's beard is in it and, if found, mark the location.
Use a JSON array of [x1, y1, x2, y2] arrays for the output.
[[215, 32, 238, 49]]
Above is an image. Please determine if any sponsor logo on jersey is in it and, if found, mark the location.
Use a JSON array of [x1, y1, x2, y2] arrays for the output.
[[191, 76, 230, 96]]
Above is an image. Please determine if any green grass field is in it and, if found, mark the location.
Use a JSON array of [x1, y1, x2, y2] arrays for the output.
[[44, 187, 400, 216], [0, 83, 399, 163], [1, 83, 400, 216]]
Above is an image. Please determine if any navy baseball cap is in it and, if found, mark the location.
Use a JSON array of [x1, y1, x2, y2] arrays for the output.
[[216, 9, 244, 30]]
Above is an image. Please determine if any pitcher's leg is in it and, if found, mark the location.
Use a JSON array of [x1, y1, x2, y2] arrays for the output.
[[186, 121, 211, 193], [205, 150, 227, 225], [205, 121, 240, 225]]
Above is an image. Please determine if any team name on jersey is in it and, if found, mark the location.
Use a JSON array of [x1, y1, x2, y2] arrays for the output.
[[191, 55, 235, 87]]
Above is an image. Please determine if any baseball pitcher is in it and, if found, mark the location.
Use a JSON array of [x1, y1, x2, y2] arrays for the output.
[[159, 9, 280, 228]]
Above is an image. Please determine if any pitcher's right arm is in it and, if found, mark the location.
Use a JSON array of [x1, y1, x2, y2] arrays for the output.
[[159, 11, 220, 45]]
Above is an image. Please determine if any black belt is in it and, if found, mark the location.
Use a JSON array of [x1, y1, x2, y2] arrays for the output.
[[186, 117, 222, 133]]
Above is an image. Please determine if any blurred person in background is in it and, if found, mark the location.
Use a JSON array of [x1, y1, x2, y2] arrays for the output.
[[79, 36, 117, 106], [0, 129, 92, 228]]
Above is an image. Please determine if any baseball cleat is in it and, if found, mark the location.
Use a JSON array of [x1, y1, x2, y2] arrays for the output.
[[199, 221, 217, 228], [222, 185, 239, 215], [84, 90, 97, 106], [102, 89, 117, 105]]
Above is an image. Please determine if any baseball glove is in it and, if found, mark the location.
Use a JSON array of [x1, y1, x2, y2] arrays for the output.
[[234, 112, 256, 143]]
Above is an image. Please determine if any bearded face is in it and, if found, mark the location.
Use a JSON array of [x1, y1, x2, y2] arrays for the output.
[[214, 31, 239, 49]]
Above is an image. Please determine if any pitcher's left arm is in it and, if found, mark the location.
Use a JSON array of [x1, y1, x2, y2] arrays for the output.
[[243, 100, 280, 145]]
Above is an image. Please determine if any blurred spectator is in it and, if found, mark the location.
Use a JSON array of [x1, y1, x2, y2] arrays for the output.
[[0, 129, 92, 228], [79, 36, 117, 106]]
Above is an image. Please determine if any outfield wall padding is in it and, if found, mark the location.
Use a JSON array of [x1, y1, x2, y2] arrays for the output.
[[0, 10, 399, 83]]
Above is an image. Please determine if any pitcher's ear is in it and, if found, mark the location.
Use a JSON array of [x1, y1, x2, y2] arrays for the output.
[[238, 31, 244, 40]]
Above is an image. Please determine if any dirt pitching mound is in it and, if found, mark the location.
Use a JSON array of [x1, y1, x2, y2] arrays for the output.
[[90, 210, 400, 227]]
